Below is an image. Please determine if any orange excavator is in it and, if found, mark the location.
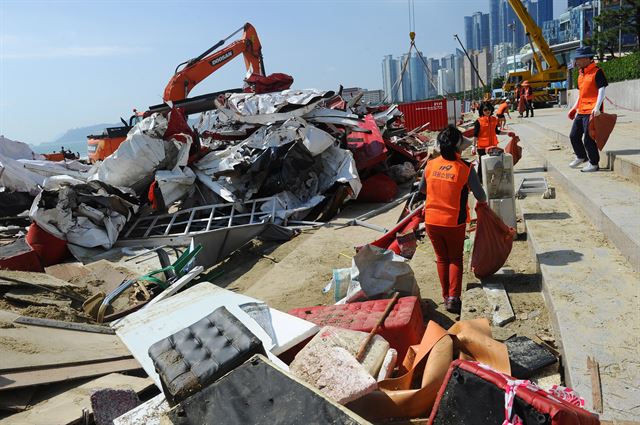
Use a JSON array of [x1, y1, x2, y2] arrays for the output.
[[88, 23, 266, 162], [162, 22, 265, 103]]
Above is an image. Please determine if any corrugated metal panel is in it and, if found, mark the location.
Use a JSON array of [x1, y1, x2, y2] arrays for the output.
[[397, 99, 449, 132]]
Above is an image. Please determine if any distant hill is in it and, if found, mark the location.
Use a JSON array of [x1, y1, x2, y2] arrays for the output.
[[50, 123, 121, 144]]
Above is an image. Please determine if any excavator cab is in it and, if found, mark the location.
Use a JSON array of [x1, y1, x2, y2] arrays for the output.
[[87, 109, 143, 163]]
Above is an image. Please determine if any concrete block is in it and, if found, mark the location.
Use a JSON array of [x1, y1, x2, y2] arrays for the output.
[[290, 345, 377, 404], [481, 269, 515, 327], [293, 326, 389, 377]]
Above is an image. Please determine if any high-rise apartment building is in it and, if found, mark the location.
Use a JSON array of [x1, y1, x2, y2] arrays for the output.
[[500, 0, 526, 49], [381, 55, 401, 102], [409, 52, 427, 101], [464, 12, 491, 51], [464, 16, 474, 50], [489, 0, 502, 48]]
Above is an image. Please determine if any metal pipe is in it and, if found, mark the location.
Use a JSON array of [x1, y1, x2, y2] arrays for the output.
[[453, 34, 486, 90]]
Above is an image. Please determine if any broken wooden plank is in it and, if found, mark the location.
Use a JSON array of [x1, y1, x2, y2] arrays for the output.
[[0, 315, 131, 372], [13, 316, 114, 335], [0, 358, 141, 391], [587, 356, 603, 414], [3, 293, 71, 308], [0, 373, 154, 425], [0, 270, 77, 289], [44, 262, 91, 282]]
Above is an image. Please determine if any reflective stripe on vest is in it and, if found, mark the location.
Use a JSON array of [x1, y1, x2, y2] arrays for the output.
[[424, 156, 471, 227], [477, 116, 499, 148], [577, 62, 601, 114]]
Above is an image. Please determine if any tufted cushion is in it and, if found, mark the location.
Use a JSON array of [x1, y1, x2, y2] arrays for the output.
[[148, 306, 265, 405]]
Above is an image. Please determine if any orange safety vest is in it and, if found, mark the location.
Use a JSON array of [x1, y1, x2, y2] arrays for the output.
[[577, 62, 602, 114], [476, 116, 499, 148], [424, 155, 471, 227], [496, 102, 509, 115], [524, 86, 533, 101]]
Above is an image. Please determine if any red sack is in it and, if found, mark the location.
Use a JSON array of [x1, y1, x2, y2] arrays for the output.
[[588, 112, 617, 151], [504, 134, 522, 166], [245, 73, 294, 94], [163, 107, 194, 141], [471, 202, 516, 278], [25, 223, 70, 267], [357, 173, 397, 203]]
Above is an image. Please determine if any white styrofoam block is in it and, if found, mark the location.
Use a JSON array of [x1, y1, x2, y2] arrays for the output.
[[489, 197, 517, 230], [481, 152, 515, 198]]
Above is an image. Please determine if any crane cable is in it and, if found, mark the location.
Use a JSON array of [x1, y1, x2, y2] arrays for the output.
[[383, 0, 450, 103]]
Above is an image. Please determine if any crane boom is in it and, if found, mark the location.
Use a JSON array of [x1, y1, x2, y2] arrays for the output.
[[507, 0, 560, 70]]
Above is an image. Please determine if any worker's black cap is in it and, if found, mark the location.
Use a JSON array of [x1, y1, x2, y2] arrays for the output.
[[574, 46, 595, 59]]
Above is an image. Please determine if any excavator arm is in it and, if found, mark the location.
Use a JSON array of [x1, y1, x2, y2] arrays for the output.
[[507, 0, 560, 70], [163, 23, 265, 103]]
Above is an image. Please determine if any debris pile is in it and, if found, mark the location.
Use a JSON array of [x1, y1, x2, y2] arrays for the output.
[[0, 86, 600, 424]]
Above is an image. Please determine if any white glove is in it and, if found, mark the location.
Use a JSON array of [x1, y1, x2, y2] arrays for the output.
[[591, 108, 601, 117], [471, 146, 477, 155]]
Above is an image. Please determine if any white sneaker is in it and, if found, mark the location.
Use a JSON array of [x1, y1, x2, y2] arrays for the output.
[[581, 163, 599, 172], [569, 157, 588, 168]]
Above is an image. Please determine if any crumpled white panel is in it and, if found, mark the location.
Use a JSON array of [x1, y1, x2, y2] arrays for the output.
[[0, 135, 43, 160], [156, 167, 196, 206], [316, 145, 362, 199], [227, 89, 330, 116], [0, 154, 45, 194], [259, 191, 324, 221]]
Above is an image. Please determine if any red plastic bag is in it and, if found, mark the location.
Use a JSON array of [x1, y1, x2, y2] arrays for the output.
[[471, 203, 516, 278], [504, 133, 522, 166]]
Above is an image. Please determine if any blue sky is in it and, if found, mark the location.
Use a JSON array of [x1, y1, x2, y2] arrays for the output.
[[1, 0, 567, 144]]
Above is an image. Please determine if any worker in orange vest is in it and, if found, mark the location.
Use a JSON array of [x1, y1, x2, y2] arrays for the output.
[[516, 83, 525, 117], [472, 101, 502, 183], [568, 46, 608, 172], [420, 125, 487, 315], [496, 99, 511, 130], [522, 81, 534, 117]]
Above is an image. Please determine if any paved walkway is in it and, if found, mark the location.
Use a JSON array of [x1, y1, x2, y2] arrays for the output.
[[506, 108, 640, 421]]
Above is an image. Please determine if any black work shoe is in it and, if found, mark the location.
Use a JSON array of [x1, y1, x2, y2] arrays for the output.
[[445, 297, 462, 315]]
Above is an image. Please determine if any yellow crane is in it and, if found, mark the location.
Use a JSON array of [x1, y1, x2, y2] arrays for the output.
[[502, 0, 567, 103]]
